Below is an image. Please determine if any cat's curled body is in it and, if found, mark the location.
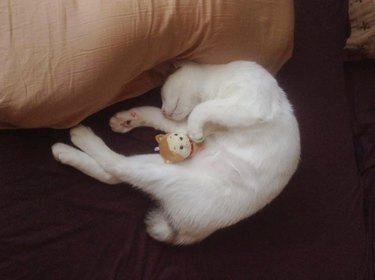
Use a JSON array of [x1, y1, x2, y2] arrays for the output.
[[52, 61, 300, 245]]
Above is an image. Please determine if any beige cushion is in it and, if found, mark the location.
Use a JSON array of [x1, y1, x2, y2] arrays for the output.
[[0, 0, 294, 128], [346, 0, 375, 59]]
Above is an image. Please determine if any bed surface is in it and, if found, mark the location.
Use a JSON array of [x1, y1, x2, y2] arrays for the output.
[[0, 62, 368, 279]]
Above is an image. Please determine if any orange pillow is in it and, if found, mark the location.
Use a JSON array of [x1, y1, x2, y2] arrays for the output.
[[0, 0, 294, 129]]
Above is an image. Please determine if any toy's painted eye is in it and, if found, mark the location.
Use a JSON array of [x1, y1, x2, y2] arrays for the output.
[[180, 146, 183, 150], [179, 137, 183, 140], [174, 133, 178, 136]]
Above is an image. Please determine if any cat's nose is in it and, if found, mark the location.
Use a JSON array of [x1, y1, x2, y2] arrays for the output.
[[161, 107, 171, 118]]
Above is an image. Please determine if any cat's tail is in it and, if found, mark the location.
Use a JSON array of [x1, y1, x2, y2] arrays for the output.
[[145, 208, 207, 245], [145, 208, 177, 243]]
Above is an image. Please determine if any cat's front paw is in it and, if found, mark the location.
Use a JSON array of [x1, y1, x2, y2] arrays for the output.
[[189, 132, 204, 143], [110, 109, 145, 133], [188, 126, 205, 143], [187, 115, 205, 143], [70, 125, 103, 152]]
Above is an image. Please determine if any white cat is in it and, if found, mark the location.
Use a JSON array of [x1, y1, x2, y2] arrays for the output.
[[52, 61, 300, 245]]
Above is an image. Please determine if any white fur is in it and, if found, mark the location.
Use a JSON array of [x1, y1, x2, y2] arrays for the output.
[[52, 61, 300, 245]]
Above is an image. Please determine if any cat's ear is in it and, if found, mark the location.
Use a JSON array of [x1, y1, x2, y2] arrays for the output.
[[155, 134, 165, 144], [151, 60, 193, 82]]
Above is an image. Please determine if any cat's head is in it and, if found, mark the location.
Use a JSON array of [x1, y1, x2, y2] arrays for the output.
[[161, 61, 201, 121]]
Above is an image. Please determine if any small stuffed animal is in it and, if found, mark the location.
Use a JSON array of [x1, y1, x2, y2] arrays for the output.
[[155, 133, 203, 164]]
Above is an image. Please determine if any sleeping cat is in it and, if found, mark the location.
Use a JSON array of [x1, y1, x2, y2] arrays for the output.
[[51, 61, 300, 245]]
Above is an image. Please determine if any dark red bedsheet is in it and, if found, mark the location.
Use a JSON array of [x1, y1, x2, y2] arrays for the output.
[[345, 59, 375, 280], [0, 1, 371, 279]]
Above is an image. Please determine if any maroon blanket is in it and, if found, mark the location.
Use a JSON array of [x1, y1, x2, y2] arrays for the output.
[[0, 1, 371, 279], [345, 59, 375, 280]]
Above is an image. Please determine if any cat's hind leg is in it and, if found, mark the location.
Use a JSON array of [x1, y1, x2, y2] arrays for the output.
[[68, 126, 185, 196], [52, 143, 121, 185]]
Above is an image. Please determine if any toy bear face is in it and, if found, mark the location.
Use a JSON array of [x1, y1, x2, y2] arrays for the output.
[[166, 133, 192, 158], [155, 133, 193, 163]]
